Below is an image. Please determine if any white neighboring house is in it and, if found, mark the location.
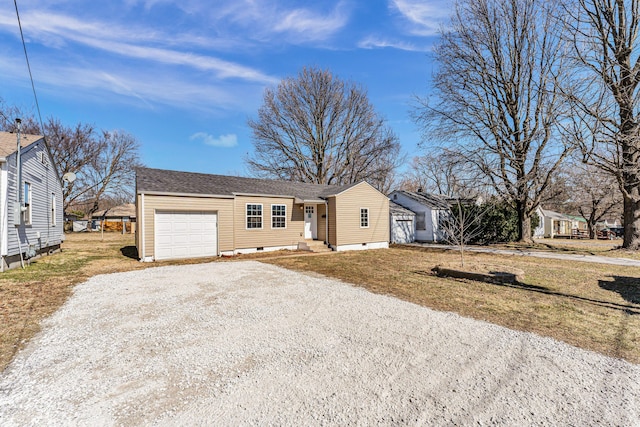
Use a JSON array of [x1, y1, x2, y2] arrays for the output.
[[388, 190, 448, 242], [0, 132, 64, 270], [533, 206, 546, 238]]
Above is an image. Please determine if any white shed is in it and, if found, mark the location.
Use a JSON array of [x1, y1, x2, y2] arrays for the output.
[[389, 201, 416, 244]]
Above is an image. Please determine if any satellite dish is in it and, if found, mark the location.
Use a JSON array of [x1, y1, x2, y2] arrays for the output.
[[63, 172, 76, 183]]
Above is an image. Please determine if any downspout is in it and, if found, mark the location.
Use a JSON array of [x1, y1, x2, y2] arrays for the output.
[[0, 157, 5, 272], [14, 119, 25, 269], [140, 192, 145, 261], [325, 200, 329, 247]]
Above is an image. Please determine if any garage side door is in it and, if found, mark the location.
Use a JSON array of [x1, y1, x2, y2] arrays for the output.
[[155, 211, 217, 260]]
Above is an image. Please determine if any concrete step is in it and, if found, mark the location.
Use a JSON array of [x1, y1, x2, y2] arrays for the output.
[[298, 240, 333, 253]]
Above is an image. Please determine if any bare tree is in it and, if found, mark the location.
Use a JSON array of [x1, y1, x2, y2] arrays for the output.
[[0, 102, 142, 215], [247, 66, 401, 191], [82, 130, 142, 215], [565, 162, 622, 239], [414, 0, 573, 243], [401, 150, 492, 196], [43, 118, 102, 212], [562, 0, 640, 249], [437, 196, 487, 267]]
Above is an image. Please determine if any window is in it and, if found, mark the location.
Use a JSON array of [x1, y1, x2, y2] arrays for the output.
[[305, 206, 314, 216], [51, 193, 56, 226], [246, 204, 263, 229], [272, 204, 286, 229], [416, 212, 426, 230], [360, 208, 369, 228], [23, 182, 31, 225]]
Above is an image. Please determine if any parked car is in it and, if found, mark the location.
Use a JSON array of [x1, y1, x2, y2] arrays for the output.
[[609, 227, 624, 238]]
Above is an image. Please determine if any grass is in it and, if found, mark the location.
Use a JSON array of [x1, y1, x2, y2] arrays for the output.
[[265, 245, 640, 364], [1, 233, 639, 372]]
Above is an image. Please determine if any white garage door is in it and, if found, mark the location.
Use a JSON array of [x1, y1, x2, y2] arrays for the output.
[[155, 211, 217, 260]]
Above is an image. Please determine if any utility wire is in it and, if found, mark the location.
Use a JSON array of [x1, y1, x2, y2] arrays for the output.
[[14, 0, 45, 134]]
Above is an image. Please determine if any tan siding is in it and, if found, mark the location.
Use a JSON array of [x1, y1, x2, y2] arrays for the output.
[[334, 183, 389, 246], [234, 196, 304, 249], [317, 203, 327, 242], [141, 195, 234, 259], [328, 197, 337, 246]]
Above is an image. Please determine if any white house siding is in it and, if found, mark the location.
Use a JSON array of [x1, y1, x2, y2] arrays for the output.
[[389, 192, 438, 242], [533, 207, 545, 238], [5, 141, 64, 262]]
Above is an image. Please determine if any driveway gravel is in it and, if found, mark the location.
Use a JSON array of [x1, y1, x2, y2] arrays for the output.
[[0, 261, 638, 426]]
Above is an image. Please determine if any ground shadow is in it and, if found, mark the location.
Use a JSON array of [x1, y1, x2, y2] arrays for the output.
[[415, 270, 640, 316], [120, 246, 138, 260], [599, 276, 640, 305]]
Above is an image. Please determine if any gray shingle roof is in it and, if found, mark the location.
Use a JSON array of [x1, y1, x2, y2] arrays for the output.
[[136, 167, 348, 201], [392, 190, 449, 208], [390, 201, 415, 216]]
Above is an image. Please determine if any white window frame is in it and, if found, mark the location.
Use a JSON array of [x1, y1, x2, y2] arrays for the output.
[[51, 193, 56, 226], [23, 182, 32, 225], [246, 203, 263, 230], [360, 208, 369, 228], [271, 204, 287, 229]]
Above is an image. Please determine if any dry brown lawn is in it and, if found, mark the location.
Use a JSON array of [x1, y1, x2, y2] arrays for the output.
[[266, 245, 640, 364], [1, 233, 639, 372]]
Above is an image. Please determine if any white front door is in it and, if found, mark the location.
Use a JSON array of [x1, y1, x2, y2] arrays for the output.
[[304, 205, 317, 239]]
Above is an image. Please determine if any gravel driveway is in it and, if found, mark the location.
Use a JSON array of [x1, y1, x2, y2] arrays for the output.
[[1, 261, 638, 426]]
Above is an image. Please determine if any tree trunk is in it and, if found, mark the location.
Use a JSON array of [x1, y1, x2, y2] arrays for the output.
[[517, 203, 533, 243], [587, 222, 596, 240], [622, 190, 640, 249]]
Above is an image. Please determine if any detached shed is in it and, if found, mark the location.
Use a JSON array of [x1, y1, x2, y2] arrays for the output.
[[92, 203, 136, 233], [390, 201, 415, 244]]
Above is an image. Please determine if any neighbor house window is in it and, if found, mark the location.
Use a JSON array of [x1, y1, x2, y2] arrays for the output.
[[416, 212, 426, 230], [271, 204, 286, 229], [51, 193, 56, 226], [246, 204, 263, 229], [360, 208, 369, 228], [23, 182, 31, 225]]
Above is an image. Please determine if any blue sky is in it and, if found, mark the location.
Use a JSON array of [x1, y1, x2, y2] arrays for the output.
[[0, 0, 451, 176]]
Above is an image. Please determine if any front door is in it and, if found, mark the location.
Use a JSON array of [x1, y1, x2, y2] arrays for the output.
[[304, 205, 317, 239]]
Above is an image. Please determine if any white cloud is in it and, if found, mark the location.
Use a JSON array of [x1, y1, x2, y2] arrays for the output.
[[390, 0, 451, 36], [190, 132, 238, 148], [273, 4, 349, 42], [358, 36, 430, 52], [1, 11, 278, 85]]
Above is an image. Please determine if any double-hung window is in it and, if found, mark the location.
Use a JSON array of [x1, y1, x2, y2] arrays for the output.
[[271, 204, 286, 229], [360, 208, 369, 228], [246, 204, 263, 229]]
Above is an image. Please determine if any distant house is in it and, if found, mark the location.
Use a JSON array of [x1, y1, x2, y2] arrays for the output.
[[92, 203, 136, 233], [135, 167, 389, 261], [388, 190, 449, 242], [389, 201, 416, 244], [0, 132, 64, 270], [535, 207, 588, 238]]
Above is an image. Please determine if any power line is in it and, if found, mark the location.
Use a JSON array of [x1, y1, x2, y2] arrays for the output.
[[13, 0, 45, 134]]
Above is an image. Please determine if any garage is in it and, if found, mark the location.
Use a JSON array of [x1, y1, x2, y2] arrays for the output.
[[389, 202, 416, 244], [155, 211, 217, 260]]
